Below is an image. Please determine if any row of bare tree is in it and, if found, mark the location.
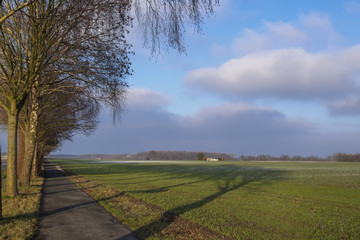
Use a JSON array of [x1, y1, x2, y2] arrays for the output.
[[329, 153, 360, 162], [0, 0, 219, 219], [0, 0, 134, 199]]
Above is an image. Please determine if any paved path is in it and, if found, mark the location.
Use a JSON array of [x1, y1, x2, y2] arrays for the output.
[[35, 161, 139, 240]]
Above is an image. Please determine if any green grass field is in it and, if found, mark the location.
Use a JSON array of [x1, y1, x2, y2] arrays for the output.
[[51, 159, 360, 239]]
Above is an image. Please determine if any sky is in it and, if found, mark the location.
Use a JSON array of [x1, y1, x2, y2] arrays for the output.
[[3, 0, 360, 157]]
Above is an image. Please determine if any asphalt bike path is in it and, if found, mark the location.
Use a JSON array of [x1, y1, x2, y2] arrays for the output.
[[35, 161, 139, 240]]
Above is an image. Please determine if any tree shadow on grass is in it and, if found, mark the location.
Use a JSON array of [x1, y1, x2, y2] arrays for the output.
[[129, 166, 287, 239], [1, 211, 37, 223], [114, 175, 192, 186], [127, 175, 217, 194]]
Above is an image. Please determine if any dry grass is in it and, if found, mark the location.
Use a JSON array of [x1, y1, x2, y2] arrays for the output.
[[0, 171, 43, 240]]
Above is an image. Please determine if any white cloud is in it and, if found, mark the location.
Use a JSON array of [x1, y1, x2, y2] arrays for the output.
[[217, 12, 341, 57], [344, 1, 360, 14], [126, 87, 171, 109], [229, 24, 307, 56], [185, 46, 360, 100], [231, 29, 270, 55], [265, 21, 308, 45], [298, 12, 342, 45]]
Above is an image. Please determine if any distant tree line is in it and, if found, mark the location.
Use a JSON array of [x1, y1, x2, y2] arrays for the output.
[[48, 152, 360, 162], [49, 151, 236, 161], [239, 154, 327, 162], [239, 153, 360, 162], [143, 151, 235, 161], [329, 153, 360, 162]]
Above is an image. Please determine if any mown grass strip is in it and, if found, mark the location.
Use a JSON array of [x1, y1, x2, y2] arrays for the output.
[[0, 171, 44, 240]]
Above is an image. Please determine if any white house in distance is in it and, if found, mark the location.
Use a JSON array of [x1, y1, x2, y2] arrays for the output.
[[206, 158, 219, 162]]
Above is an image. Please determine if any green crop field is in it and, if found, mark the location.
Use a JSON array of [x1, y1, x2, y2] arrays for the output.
[[51, 159, 360, 239]]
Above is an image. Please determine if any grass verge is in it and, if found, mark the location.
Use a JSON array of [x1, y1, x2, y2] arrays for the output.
[[0, 171, 44, 240]]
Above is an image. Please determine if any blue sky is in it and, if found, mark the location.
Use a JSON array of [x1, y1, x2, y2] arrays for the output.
[[3, 0, 360, 157]]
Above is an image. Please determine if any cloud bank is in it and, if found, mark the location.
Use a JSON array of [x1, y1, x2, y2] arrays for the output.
[[58, 88, 360, 157], [327, 97, 360, 116]]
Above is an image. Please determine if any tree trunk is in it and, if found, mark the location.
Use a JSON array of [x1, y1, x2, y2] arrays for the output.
[[32, 143, 44, 178], [20, 117, 37, 185], [36, 147, 45, 177], [6, 100, 19, 197], [19, 128, 32, 186], [20, 100, 38, 185], [1, 145, 2, 220], [17, 130, 25, 179], [31, 142, 38, 178]]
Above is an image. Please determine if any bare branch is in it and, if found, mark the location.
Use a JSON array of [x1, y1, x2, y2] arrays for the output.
[[0, 0, 34, 25], [132, 0, 219, 54]]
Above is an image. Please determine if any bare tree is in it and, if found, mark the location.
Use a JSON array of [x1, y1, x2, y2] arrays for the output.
[[132, 0, 219, 54], [0, 2, 35, 196], [19, 84, 100, 185]]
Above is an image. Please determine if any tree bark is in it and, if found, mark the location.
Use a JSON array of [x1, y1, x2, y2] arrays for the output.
[[20, 107, 38, 186], [35, 145, 45, 177], [31, 142, 38, 178], [6, 100, 19, 197], [0, 145, 2, 220], [17, 130, 25, 178]]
